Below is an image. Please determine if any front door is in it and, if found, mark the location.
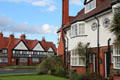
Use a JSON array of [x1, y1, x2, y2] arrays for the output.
[[16, 58, 19, 65]]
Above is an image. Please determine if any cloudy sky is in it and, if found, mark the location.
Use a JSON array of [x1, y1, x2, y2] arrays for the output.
[[0, 0, 84, 46]]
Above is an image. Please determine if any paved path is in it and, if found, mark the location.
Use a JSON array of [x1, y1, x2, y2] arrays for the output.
[[0, 69, 36, 74]]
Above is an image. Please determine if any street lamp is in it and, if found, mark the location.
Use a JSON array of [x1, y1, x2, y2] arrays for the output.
[[94, 16, 100, 75]]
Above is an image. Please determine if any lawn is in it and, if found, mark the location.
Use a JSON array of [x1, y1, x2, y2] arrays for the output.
[[0, 73, 68, 80], [0, 65, 36, 69]]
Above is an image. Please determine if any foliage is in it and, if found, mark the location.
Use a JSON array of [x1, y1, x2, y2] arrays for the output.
[[69, 70, 87, 80], [37, 56, 68, 77], [110, 7, 120, 44]]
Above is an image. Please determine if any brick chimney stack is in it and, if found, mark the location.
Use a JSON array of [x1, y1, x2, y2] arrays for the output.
[[10, 34, 14, 39], [0, 32, 3, 37], [21, 34, 26, 40], [62, 0, 69, 26]]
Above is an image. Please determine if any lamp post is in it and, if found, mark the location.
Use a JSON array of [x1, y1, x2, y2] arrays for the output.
[[94, 16, 100, 75]]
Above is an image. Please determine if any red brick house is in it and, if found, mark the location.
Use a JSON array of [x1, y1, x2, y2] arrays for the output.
[[0, 32, 57, 66], [57, 0, 120, 79]]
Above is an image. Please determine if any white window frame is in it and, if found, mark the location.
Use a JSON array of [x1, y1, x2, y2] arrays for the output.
[[71, 24, 77, 37], [113, 45, 120, 69], [78, 23, 85, 35], [85, 0, 96, 13], [20, 58, 28, 63], [0, 57, 8, 63], [32, 58, 39, 63], [70, 50, 86, 66]]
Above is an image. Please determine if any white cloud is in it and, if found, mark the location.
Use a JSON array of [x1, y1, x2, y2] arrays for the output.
[[0, 0, 57, 11], [47, 5, 56, 11], [0, 15, 58, 34], [32, 0, 51, 7], [70, 0, 83, 6]]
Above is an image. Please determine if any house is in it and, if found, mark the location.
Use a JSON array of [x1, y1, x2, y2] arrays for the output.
[[57, 0, 120, 79], [0, 32, 57, 66]]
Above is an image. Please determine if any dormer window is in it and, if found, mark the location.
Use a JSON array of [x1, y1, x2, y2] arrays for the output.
[[85, 0, 96, 13], [2, 49, 7, 54]]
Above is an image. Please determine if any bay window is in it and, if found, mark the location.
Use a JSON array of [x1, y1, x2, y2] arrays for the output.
[[113, 45, 120, 69], [71, 50, 86, 66], [71, 23, 85, 37]]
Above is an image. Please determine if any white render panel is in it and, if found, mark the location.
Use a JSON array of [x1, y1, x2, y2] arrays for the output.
[[14, 41, 28, 50], [48, 47, 53, 52], [66, 11, 115, 51], [33, 43, 44, 51]]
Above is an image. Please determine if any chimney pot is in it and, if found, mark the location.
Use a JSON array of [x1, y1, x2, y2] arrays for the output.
[[21, 34, 26, 40]]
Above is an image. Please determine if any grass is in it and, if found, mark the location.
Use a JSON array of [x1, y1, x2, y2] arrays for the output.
[[0, 65, 36, 69], [0, 73, 68, 80]]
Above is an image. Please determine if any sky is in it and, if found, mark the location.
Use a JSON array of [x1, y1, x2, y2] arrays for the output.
[[0, 0, 84, 46]]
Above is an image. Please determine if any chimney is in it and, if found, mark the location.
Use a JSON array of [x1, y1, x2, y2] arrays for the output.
[[62, 0, 69, 26], [0, 32, 3, 37], [21, 34, 26, 40], [10, 34, 14, 39], [42, 37, 46, 42]]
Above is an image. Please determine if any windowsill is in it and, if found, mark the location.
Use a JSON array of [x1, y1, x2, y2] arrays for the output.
[[71, 65, 86, 67], [71, 35, 88, 38]]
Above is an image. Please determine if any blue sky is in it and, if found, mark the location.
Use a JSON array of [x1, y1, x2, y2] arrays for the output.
[[0, 0, 84, 46]]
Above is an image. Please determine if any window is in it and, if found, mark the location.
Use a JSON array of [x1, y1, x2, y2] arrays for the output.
[[113, 45, 120, 69], [71, 24, 77, 37], [78, 23, 85, 35], [20, 58, 28, 63], [0, 58, 8, 63], [2, 49, 7, 54], [32, 58, 39, 63], [71, 23, 85, 37], [71, 50, 86, 66], [113, 7, 120, 14], [85, 0, 96, 13]]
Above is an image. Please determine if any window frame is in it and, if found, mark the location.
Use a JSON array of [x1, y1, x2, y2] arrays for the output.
[[113, 45, 120, 69], [85, 0, 96, 13], [70, 50, 86, 66]]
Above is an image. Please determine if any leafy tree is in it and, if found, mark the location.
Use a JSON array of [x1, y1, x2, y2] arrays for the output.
[[110, 7, 120, 44]]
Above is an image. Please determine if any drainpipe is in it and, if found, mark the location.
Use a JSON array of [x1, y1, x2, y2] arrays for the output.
[[94, 16, 100, 75], [107, 38, 111, 77]]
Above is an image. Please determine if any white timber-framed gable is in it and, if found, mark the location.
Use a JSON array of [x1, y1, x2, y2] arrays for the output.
[[14, 41, 28, 50], [33, 42, 44, 51]]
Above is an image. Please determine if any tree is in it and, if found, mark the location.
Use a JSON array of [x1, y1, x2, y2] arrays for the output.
[[110, 7, 120, 44]]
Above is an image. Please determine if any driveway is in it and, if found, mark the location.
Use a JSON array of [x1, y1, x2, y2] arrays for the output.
[[0, 68, 36, 74]]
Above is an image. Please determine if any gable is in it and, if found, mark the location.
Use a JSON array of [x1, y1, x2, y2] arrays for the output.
[[33, 43, 44, 51], [14, 41, 28, 50], [48, 47, 54, 52], [84, 0, 92, 4]]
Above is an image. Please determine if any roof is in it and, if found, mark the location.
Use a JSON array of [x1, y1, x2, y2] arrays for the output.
[[0, 34, 57, 53], [57, 0, 117, 32]]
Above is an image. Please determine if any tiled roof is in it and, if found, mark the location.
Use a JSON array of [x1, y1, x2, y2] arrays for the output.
[[58, 0, 116, 31], [0, 33, 57, 53]]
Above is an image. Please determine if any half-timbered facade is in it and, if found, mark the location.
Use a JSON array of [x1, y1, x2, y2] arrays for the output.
[[0, 33, 57, 66]]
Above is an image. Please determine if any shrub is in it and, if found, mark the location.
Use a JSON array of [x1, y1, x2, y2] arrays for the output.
[[37, 56, 68, 77], [69, 69, 86, 80]]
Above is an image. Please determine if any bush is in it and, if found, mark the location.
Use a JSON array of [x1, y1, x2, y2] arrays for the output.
[[37, 56, 68, 77], [69, 69, 86, 80]]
